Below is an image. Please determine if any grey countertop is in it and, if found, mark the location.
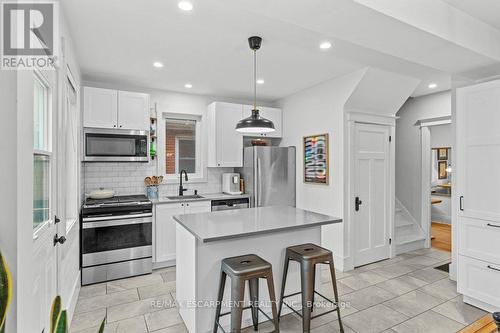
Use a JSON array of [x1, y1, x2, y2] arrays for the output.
[[173, 206, 342, 243], [151, 193, 250, 205]]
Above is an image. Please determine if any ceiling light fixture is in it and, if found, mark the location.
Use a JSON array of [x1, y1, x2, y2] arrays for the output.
[[428, 83, 437, 89], [178, 1, 193, 11], [184, 83, 193, 88], [236, 36, 275, 134], [319, 41, 332, 49], [153, 61, 164, 68], [256, 79, 265, 84]]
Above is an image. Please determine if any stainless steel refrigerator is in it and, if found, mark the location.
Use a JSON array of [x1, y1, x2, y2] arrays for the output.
[[237, 146, 296, 207]]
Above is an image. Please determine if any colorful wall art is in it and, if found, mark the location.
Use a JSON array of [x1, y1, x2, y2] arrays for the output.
[[304, 133, 329, 184]]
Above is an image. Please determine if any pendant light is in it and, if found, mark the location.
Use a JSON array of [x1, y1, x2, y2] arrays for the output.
[[235, 36, 275, 133]]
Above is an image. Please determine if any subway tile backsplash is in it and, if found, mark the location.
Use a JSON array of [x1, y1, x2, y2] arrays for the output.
[[83, 162, 234, 198]]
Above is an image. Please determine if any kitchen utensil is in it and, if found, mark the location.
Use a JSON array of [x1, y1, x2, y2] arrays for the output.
[[158, 176, 163, 184], [152, 176, 158, 185], [144, 177, 152, 186], [88, 188, 115, 199]]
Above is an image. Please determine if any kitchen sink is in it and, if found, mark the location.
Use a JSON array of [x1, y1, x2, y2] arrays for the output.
[[166, 194, 205, 200]]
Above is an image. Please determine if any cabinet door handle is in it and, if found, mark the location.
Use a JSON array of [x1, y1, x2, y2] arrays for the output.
[[487, 265, 500, 272], [459, 196, 464, 211], [487, 223, 500, 228]]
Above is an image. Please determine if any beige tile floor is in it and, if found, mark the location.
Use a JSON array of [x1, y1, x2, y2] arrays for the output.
[[70, 248, 489, 333]]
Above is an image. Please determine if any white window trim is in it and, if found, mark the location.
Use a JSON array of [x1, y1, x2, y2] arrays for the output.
[[33, 70, 54, 237], [157, 112, 207, 183]]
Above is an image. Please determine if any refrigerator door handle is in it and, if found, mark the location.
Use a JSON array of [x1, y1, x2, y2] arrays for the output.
[[257, 157, 262, 207]]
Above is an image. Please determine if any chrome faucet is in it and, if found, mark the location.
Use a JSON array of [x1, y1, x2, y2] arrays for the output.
[[178, 170, 188, 196]]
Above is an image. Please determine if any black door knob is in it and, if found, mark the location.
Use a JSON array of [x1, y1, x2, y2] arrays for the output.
[[53, 234, 67, 246]]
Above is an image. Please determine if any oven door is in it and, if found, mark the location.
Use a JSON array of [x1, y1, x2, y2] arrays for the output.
[[84, 128, 149, 162], [82, 214, 152, 266]]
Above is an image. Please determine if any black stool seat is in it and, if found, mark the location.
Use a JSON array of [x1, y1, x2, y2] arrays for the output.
[[278, 244, 344, 333], [222, 254, 272, 276], [214, 254, 280, 333]]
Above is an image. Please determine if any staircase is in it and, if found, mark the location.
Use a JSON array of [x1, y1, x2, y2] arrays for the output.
[[395, 199, 426, 254]]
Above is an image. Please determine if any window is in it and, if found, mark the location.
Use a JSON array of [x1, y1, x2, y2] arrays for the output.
[[33, 75, 51, 230], [159, 114, 203, 181]]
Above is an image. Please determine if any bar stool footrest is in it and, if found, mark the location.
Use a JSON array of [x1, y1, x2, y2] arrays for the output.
[[216, 306, 274, 332], [281, 290, 340, 320]]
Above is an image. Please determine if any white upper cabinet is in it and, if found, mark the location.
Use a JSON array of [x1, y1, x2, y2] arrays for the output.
[[83, 87, 150, 131], [118, 91, 150, 130], [83, 87, 118, 128], [242, 105, 282, 138], [207, 102, 243, 167]]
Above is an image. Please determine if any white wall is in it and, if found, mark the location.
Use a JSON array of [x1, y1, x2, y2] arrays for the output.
[[430, 124, 452, 148], [278, 70, 364, 268], [395, 91, 451, 223]]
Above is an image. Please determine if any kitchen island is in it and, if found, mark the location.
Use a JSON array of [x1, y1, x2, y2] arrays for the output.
[[173, 206, 342, 333]]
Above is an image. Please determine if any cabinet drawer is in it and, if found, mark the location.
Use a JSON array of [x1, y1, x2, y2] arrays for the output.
[[459, 217, 500, 264], [458, 255, 500, 308]]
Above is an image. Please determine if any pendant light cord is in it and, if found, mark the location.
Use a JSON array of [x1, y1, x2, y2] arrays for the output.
[[253, 49, 257, 112]]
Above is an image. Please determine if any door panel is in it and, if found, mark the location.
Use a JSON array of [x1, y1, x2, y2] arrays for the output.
[[353, 123, 390, 267], [216, 103, 243, 167], [83, 87, 117, 128], [118, 91, 149, 130], [457, 81, 500, 222], [155, 203, 184, 263], [255, 147, 295, 207]]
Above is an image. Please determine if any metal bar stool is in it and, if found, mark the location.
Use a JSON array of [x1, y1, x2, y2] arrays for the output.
[[277, 243, 344, 333], [213, 254, 280, 333]]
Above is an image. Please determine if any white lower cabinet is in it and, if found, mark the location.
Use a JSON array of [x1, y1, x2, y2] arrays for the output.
[[458, 255, 500, 311], [154, 200, 211, 263]]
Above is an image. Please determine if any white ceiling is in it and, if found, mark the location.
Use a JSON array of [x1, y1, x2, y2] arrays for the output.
[[62, 0, 500, 102], [442, 0, 500, 30]]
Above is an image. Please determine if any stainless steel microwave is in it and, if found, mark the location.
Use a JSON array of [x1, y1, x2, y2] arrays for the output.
[[83, 128, 149, 162]]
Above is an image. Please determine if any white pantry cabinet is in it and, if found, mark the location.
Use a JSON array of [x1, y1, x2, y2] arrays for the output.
[[83, 87, 149, 130], [207, 102, 243, 167], [242, 105, 282, 138], [83, 87, 118, 129], [456, 79, 500, 312], [154, 200, 211, 263]]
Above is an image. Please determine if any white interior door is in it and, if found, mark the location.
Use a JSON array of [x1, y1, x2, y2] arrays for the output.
[[353, 123, 391, 267], [32, 70, 59, 332]]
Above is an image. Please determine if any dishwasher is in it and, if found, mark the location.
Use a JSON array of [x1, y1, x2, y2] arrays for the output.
[[211, 198, 250, 211]]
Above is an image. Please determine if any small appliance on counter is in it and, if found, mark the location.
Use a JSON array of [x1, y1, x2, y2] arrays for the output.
[[222, 173, 242, 195]]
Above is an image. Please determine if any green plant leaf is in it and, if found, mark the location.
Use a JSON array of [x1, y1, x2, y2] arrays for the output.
[[97, 317, 105, 333], [55, 310, 67, 333], [50, 296, 62, 333], [0, 251, 12, 333]]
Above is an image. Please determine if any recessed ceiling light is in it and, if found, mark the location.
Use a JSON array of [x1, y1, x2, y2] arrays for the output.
[[428, 83, 437, 89], [178, 1, 193, 11], [153, 62, 164, 68], [256, 79, 265, 84], [319, 41, 332, 50], [184, 83, 193, 88]]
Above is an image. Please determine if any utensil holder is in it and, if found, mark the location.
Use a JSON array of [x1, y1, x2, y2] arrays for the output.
[[146, 185, 159, 199]]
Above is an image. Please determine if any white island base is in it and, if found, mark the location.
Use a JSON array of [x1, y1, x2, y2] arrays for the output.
[[175, 224, 321, 333]]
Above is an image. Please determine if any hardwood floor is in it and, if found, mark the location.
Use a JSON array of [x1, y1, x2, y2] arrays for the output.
[[431, 222, 451, 252], [459, 314, 497, 333]]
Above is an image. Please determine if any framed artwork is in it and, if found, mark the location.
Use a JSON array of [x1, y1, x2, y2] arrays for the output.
[[438, 148, 448, 160], [304, 133, 329, 185], [438, 161, 448, 179]]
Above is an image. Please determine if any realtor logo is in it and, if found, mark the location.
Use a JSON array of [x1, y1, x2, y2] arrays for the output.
[[1, 1, 59, 69]]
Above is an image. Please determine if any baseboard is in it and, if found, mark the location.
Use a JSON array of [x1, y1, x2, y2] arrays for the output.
[[153, 259, 176, 270], [67, 273, 81, 327], [463, 295, 500, 313]]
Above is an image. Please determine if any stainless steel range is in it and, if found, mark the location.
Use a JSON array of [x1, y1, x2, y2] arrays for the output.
[[81, 194, 152, 285]]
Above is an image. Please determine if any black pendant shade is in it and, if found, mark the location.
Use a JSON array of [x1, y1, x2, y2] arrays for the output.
[[236, 36, 275, 133]]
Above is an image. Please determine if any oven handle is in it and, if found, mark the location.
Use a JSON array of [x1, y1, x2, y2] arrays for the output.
[[83, 215, 152, 229], [82, 212, 152, 222]]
